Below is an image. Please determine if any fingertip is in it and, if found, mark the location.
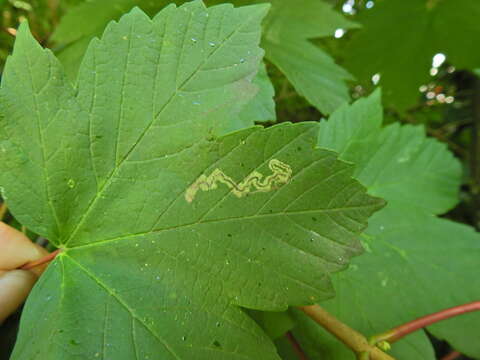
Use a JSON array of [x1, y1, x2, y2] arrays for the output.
[[0, 222, 48, 271], [0, 270, 37, 323]]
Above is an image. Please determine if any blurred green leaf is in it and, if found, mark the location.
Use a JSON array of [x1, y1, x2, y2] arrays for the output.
[[262, 0, 360, 114], [343, 0, 480, 111]]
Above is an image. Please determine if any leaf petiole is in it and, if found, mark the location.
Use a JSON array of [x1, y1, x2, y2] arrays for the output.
[[369, 301, 480, 345], [299, 305, 395, 360], [19, 249, 61, 270]]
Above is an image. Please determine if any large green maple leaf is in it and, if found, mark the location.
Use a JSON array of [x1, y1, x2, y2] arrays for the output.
[[278, 91, 480, 359], [0, 3, 383, 359], [52, 0, 358, 115], [343, 0, 480, 111]]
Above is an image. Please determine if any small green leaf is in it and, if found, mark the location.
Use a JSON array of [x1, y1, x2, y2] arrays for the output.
[[317, 89, 383, 155]]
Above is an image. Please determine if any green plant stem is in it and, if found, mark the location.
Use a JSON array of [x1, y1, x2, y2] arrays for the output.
[[0, 202, 7, 221], [285, 331, 309, 360], [369, 301, 480, 345], [299, 305, 395, 360]]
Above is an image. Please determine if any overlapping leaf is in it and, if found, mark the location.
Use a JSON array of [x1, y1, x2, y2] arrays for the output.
[[317, 90, 461, 214], [260, 0, 359, 114], [238, 62, 275, 124], [0, 3, 383, 359], [343, 0, 480, 111], [279, 91, 480, 359]]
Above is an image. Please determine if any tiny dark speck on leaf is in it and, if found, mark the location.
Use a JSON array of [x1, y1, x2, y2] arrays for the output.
[[213, 340, 221, 348], [227, 233, 232, 237], [312, 217, 317, 221]]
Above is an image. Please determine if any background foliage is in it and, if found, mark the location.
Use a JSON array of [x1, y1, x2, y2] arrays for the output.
[[0, 0, 479, 359]]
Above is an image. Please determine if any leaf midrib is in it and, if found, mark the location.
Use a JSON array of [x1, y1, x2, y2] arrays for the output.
[[68, 204, 379, 250]]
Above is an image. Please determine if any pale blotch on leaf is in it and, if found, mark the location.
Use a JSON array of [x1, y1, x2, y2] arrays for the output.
[[185, 159, 293, 203], [67, 179, 75, 188]]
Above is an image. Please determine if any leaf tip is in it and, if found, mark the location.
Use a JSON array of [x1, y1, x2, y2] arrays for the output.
[[129, 5, 145, 14], [15, 19, 34, 44], [247, 2, 272, 20]]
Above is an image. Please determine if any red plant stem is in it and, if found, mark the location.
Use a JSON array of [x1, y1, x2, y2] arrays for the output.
[[441, 351, 462, 360], [20, 249, 61, 270], [285, 331, 309, 360], [371, 301, 480, 345]]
